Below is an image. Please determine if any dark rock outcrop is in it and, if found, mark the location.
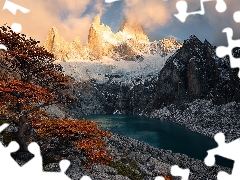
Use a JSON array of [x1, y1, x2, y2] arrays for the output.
[[68, 76, 157, 117], [145, 35, 240, 114]]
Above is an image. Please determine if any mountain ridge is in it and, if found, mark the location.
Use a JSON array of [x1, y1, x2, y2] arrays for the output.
[[54, 35, 237, 121], [144, 35, 240, 114], [44, 15, 182, 62]]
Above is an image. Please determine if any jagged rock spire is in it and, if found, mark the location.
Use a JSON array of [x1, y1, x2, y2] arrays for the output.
[[92, 14, 101, 27], [118, 19, 149, 42], [43, 15, 182, 61]]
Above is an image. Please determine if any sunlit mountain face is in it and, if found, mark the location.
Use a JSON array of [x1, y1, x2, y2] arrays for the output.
[[44, 15, 182, 62]]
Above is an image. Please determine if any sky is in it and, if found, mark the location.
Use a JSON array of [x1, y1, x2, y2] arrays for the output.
[[1, 0, 240, 46]]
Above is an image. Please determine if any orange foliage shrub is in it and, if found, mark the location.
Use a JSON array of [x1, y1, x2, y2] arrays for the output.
[[32, 118, 112, 165], [0, 25, 112, 166]]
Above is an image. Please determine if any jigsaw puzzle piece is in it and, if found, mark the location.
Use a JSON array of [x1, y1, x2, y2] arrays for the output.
[[17, 142, 71, 179], [2, 0, 30, 15], [233, 11, 240, 23], [21, 142, 43, 172], [216, 28, 240, 77], [2, 0, 30, 33], [205, 132, 240, 165], [0, 123, 9, 132], [171, 165, 190, 180], [105, 0, 120, 3], [205, 133, 240, 179], [154, 176, 165, 180], [0, 140, 23, 179], [174, 0, 226, 22], [81, 176, 93, 180], [39, 160, 71, 180], [0, 127, 114, 180], [0, 44, 7, 50], [215, 0, 227, 13]]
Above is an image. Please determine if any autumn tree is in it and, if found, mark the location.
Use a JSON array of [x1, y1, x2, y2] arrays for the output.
[[0, 25, 112, 165], [0, 25, 74, 150]]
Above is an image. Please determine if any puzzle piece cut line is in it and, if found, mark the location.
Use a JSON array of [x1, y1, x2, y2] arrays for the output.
[[174, 0, 227, 23], [205, 132, 240, 179]]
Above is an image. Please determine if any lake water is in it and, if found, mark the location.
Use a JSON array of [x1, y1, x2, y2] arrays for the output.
[[84, 114, 233, 168]]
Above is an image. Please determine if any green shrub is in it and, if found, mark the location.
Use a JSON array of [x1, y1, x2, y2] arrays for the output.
[[109, 158, 144, 180]]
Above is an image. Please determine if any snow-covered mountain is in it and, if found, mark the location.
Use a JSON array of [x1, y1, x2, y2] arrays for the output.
[[43, 15, 182, 85], [44, 15, 182, 62], [45, 33, 240, 117], [145, 35, 240, 115], [43, 17, 239, 117], [56, 55, 172, 83]]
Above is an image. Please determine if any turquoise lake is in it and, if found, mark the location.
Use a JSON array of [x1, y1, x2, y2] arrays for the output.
[[84, 114, 233, 168]]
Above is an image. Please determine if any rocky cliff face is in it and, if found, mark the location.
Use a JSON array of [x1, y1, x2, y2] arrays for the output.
[[87, 14, 113, 60], [68, 76, 157, 116], [44, 18, 240, 117], [44, 15, 182, 62], [44, 27, 83, 61], [144, 35, 240, 114], [150, 37, 183, 57], [49, 35, 239, 117]]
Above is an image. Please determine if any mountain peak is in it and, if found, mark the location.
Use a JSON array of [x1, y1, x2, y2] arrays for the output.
[[118, 19, 149, 42], [50, 26, 58, 33], [44, 17, 182, 61], [44, 26, 63, 54], [187, 35, 201, 43], [92, 14, 101, 27]]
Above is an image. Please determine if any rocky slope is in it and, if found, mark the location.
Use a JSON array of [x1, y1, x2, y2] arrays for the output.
[[68, 75, 158, 116], [44, 15, 182, 62], [149, 99, 240, 142], [144, 35, 240, 114], [4, 130, 230, 180], [142, 35, 240, 144]]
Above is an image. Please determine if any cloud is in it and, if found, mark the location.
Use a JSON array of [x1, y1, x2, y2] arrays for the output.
[[94, 0, 112, 16], [203, 0, 240, 45], [122, 0, 209, 32], [171, 0, 240, 45], [122, 0, 240, 45], [1, 0, 239, 46], [123, 0, 171, 29], [0, 0, 109, 45]]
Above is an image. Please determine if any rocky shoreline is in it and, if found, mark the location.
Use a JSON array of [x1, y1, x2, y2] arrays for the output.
[[1, 98, 238, 179], [0, 115, 232, 180], [50, 133, 230, 180], [149, 99, 240, 143]]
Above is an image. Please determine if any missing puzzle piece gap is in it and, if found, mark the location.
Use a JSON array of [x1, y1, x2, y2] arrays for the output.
[[2, 0, 30, 33], [0, 123, 9, 132], [174, 0, 227, 23], [154, 176, 165, 180], [105, 0, 121, 3], [0, 44, 7, 51], [2, 0, 30, 15], [205, 132, 240, 179], [216, 28, 240, 77], [171, 165, 190, 180], [233, 11, 240, 23]]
